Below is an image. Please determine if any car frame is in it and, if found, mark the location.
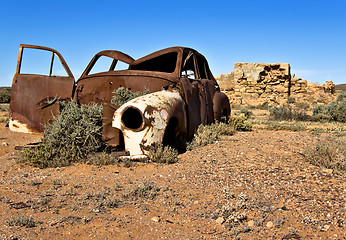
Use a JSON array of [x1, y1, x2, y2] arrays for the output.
[[9, 45, 230, 157]]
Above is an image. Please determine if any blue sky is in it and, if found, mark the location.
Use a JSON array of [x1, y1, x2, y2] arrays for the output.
[[0, 0, 345, 86]]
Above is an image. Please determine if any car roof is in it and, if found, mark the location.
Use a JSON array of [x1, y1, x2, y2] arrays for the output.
[[132, 46, 197, 65]]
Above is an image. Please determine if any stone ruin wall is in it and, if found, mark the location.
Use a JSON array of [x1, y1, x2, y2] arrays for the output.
[[217, 63, 336, 106]]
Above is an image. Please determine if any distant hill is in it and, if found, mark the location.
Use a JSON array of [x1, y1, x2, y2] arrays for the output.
[[336, 84, 346, 91]]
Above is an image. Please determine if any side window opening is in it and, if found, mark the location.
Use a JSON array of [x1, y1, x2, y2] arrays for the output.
[[130, 52, 177, 73], [181, 51, 196, 80], [20, 48, 69, 77], [196, 55, 209, 79]]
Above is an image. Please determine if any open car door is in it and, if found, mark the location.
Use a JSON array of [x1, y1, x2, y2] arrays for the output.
[[9, 44, 75, 133]]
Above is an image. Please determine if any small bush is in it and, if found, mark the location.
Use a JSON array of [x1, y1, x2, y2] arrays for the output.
[[248, 102, 270, 110], [7, 215, 36, 228], [304, 139, 345, 171], [269, 105, 310, 121], [0, 87, 11, 103], [266, 122, 306, 132], [147, 143, 178, 164], [0, 117, 8, 123], [123, 182, 160, 200], [187, 120, 237, 150], [229, 114, 252, 131], [312, 94, 346, 122], [111, 87, 149, 106], [240, 108, 253, 118], [187, 124, 220, 150], [85, 152, 120, 166], [20, 102, 103, 168], [336, 91, 346, 103], [0, 104, 9, 112], [295, 101, 310, 110], [287, 96, 296, 104]]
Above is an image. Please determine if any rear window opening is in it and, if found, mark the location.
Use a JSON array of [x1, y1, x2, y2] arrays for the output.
[[130, 52, 177, 73]]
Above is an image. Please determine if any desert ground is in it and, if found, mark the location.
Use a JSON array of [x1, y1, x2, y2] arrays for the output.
[[0, 107, 345, 239]]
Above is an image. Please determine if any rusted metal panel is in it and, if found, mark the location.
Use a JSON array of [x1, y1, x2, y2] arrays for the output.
[[9, 44, 75, 133]]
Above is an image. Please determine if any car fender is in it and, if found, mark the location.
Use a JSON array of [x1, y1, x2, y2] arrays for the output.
[[213, 91, 231, 121], [112, 89, 187, 157]]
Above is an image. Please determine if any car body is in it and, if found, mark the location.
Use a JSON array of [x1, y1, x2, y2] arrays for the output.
[[9, 45, 230, 157]]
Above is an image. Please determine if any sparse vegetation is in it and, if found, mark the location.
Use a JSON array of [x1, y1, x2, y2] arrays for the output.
[[123, 182, 160, 200], [266, 122, 307, 131], [304, 138, 346, 171], [0, 87, 11, 103], [20, 102, 103, 168], [311, 92, 346, 122], [0, 104, 9, 112], [111, 87, 149, 106], [269, 105, 310, 121], [240, 108, 253, 118], [229, 114, 252, 131], [7, 215, 36, 228], [85, 152, 120, 166], [187, 124, 220, 150], [147, 143, 178, 164]]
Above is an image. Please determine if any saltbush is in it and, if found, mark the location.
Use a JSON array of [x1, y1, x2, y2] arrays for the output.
[[269, 105, 310, 121], [312, 93, 346, 122], [20, 102, 103, 168], [304, 139, 346, 171], [229, 114, 252, 131], [0, 87, 11, 103], [147, 143, 179, 164], [111, 87, 149, 106]]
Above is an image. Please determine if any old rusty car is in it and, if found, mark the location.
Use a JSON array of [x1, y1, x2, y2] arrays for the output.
[[9, 44, 230, 157]]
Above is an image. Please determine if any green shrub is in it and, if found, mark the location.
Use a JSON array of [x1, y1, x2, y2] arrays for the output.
[[7, 215, 36, 228], [0, 104, 9, 112], [187, 121, 235, 150], [304, 139, 346, 171], [240, 108, 253, 118], [0, 87, 11, 103], [312, 94, 346, 122], [287, 96, 296, 104], [111, 87, 149, 106], [123, 182, 160, 200], [85, 152, 120, 166], [266, 122, 306, 132], [336, 91, 346, 103], [187, 124, 220, 150], [294, 101, 310, 110], [248, 102, 270, 110], [229, 114, 252, 131], [20, 102, 103, 168], [147, 143, 178, 164], [269, 105, 310, 121]]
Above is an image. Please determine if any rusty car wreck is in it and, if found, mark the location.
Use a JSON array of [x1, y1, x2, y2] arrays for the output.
[[9, 44, 230, 157]]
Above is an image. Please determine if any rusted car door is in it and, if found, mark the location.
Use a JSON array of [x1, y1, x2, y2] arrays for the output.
[[179, 50, 214, 138], [9, 44, 75, 133]]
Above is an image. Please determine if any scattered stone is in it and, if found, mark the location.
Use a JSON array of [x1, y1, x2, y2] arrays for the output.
[[193, 200, 199, 205], [247, 220, 254, 227], [322, 168, 333, 174], [2, 142, 8, 146], [321, 224, 330, 231], [215, 217, 225, 225], [151, 216, 160, 222], [266, 221, 274, 228]]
